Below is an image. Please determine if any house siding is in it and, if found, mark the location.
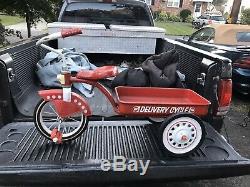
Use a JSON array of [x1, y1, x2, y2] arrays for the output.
[[151, 0, 210, 17], [151, 0, 194, 15]]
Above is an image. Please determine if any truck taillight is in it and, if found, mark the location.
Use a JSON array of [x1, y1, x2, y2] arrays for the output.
[[234, 57, 250, 69], [216, 79, 232, 116]]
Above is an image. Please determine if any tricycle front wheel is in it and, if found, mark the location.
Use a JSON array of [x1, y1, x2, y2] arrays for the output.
[[159, 114, 205, 157], [34, 100, 88, 142]]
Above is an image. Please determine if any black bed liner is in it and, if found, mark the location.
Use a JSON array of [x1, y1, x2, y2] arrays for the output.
[[0, 121, 249, 185]]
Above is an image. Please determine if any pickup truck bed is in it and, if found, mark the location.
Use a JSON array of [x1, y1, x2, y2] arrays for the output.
[[0, 121, 249, 185], [0, 37, 250, 184]]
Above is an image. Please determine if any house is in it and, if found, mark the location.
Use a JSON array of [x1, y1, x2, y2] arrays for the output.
[[150, 0, 213, 18]]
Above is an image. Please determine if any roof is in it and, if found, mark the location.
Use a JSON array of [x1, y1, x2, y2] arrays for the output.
[[207, 24, 250, 46]]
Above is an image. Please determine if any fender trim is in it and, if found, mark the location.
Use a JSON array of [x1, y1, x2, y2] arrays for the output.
[[38, 89, 91, 118]]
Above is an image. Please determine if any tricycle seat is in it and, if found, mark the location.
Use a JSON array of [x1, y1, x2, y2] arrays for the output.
[[76, 66, 118, 80]]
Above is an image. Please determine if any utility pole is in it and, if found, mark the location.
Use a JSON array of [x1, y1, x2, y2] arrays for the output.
[[230, 0, 242, 24]]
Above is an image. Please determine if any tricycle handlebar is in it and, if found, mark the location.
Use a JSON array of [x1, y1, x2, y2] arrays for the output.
[[36, 28, 82, 46], [61, 28, 82, 38]]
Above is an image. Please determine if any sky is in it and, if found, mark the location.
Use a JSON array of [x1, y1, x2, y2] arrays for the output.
[[224, 0, 250, 13]]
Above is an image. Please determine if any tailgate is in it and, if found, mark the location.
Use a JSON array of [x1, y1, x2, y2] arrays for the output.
[[0, 121, 249, 185]]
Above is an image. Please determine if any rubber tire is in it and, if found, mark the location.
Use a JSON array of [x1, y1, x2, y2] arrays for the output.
[[148, 117, 165, 124], [159, 113, 206, 157], [34, 99, 88, 142]]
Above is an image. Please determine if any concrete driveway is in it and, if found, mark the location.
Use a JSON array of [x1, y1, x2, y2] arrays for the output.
[[5, 20, 47, 44]]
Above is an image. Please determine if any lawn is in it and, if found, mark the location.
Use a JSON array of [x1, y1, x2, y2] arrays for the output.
[[155, 21, 197, 36], [0, 14, 25, 26]]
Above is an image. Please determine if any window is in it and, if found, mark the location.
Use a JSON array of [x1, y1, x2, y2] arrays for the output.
[[195, 3, 201, 12], [62, 2, 151, 26], [210, 16, 225, 21], [190, 28, 215, 43], [237, 32, 250, 42], [167, 0, 180, 8], [199, 15, 209, 19]]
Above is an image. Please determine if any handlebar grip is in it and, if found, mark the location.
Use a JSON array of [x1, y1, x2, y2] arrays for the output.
[[61, 28, 82, 38]]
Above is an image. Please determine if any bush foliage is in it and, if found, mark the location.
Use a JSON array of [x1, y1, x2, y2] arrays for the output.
[[154, 11, 182, 22], [241, 8, 250, 25], [154, 10, 192, 23], [180, 9, 192, 22]]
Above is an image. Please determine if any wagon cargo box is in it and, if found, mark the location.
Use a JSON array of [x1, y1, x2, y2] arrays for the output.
[[115, 87, 211, 116], [47, 22, 165, 54]]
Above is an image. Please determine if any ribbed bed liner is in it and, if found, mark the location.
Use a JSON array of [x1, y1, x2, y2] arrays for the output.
[[0, 121, 250, 184], [0, 121, 245, 165]]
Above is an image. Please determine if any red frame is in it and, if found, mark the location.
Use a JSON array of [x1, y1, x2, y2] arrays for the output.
[[70, 77, 119, 112], [39, 67, 210, 118]]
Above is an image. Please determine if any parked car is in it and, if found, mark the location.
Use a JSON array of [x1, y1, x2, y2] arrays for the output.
[[177, 24, 250, 95], [0, 0, 249, 185], [192, 14, 225, 29]]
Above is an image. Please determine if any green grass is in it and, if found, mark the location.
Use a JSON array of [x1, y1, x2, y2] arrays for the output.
[[155, 21, 197, 36], [0, 15, 25, 26]]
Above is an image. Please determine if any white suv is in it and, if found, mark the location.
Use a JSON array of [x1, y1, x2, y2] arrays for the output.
[[192, 14, 225, 29]]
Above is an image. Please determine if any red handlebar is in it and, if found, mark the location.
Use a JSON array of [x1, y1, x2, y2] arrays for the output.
[[61, 28, 82, 38]]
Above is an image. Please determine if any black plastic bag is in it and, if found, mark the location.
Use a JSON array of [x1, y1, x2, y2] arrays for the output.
[[111, 68, 149, 88]]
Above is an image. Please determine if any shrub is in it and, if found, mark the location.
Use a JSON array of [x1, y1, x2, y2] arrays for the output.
[[180, 9, 192, 22], [154, 11, 182, 22], [153, 11, 161, 20], [241, 8, 250, 25], [185, 15, 194, 23], [158, 12, 169, 22], [168, 14, 182, 22]]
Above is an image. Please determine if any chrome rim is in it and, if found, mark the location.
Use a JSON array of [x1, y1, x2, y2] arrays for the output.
[[39, 101, 86, 138], [162, 117, 202, 154]]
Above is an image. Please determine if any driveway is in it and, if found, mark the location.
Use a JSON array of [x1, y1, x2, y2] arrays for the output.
[[5, 20, 47, 44]]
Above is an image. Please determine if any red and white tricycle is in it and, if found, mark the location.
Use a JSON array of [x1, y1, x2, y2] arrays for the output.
[[34, 29, 211, 156]]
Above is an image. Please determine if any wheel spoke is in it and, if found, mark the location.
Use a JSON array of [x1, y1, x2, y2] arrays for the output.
[[68, 117, 79, 122], [48, 121, 58, 130], [43, 118, 58, 122], [49, 104, 59, 117], [43, 111, 56, 115]]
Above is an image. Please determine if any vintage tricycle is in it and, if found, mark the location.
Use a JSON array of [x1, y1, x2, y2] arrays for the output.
[[34, 28, 211, 156]]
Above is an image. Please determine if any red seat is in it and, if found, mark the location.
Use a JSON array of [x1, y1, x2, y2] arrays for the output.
[[76, 66, 118, 80]]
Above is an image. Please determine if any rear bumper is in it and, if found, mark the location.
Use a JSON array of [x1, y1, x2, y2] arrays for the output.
[[0, 161, 250, 185], [0, 121, 249, 185]]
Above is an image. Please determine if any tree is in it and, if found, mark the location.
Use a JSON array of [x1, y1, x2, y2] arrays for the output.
[[241, 8, 250, 25], [230, 0, 242, 24], [0, 0, 62, 38]]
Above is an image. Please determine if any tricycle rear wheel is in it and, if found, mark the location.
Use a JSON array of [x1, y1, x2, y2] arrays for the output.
[[159, 113, 205, 157]]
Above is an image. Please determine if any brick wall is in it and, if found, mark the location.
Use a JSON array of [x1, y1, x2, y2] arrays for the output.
[[151, 0, 194, 15]]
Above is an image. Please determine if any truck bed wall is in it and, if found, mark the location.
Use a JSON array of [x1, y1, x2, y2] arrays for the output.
[[0, 37, 229, 125]]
